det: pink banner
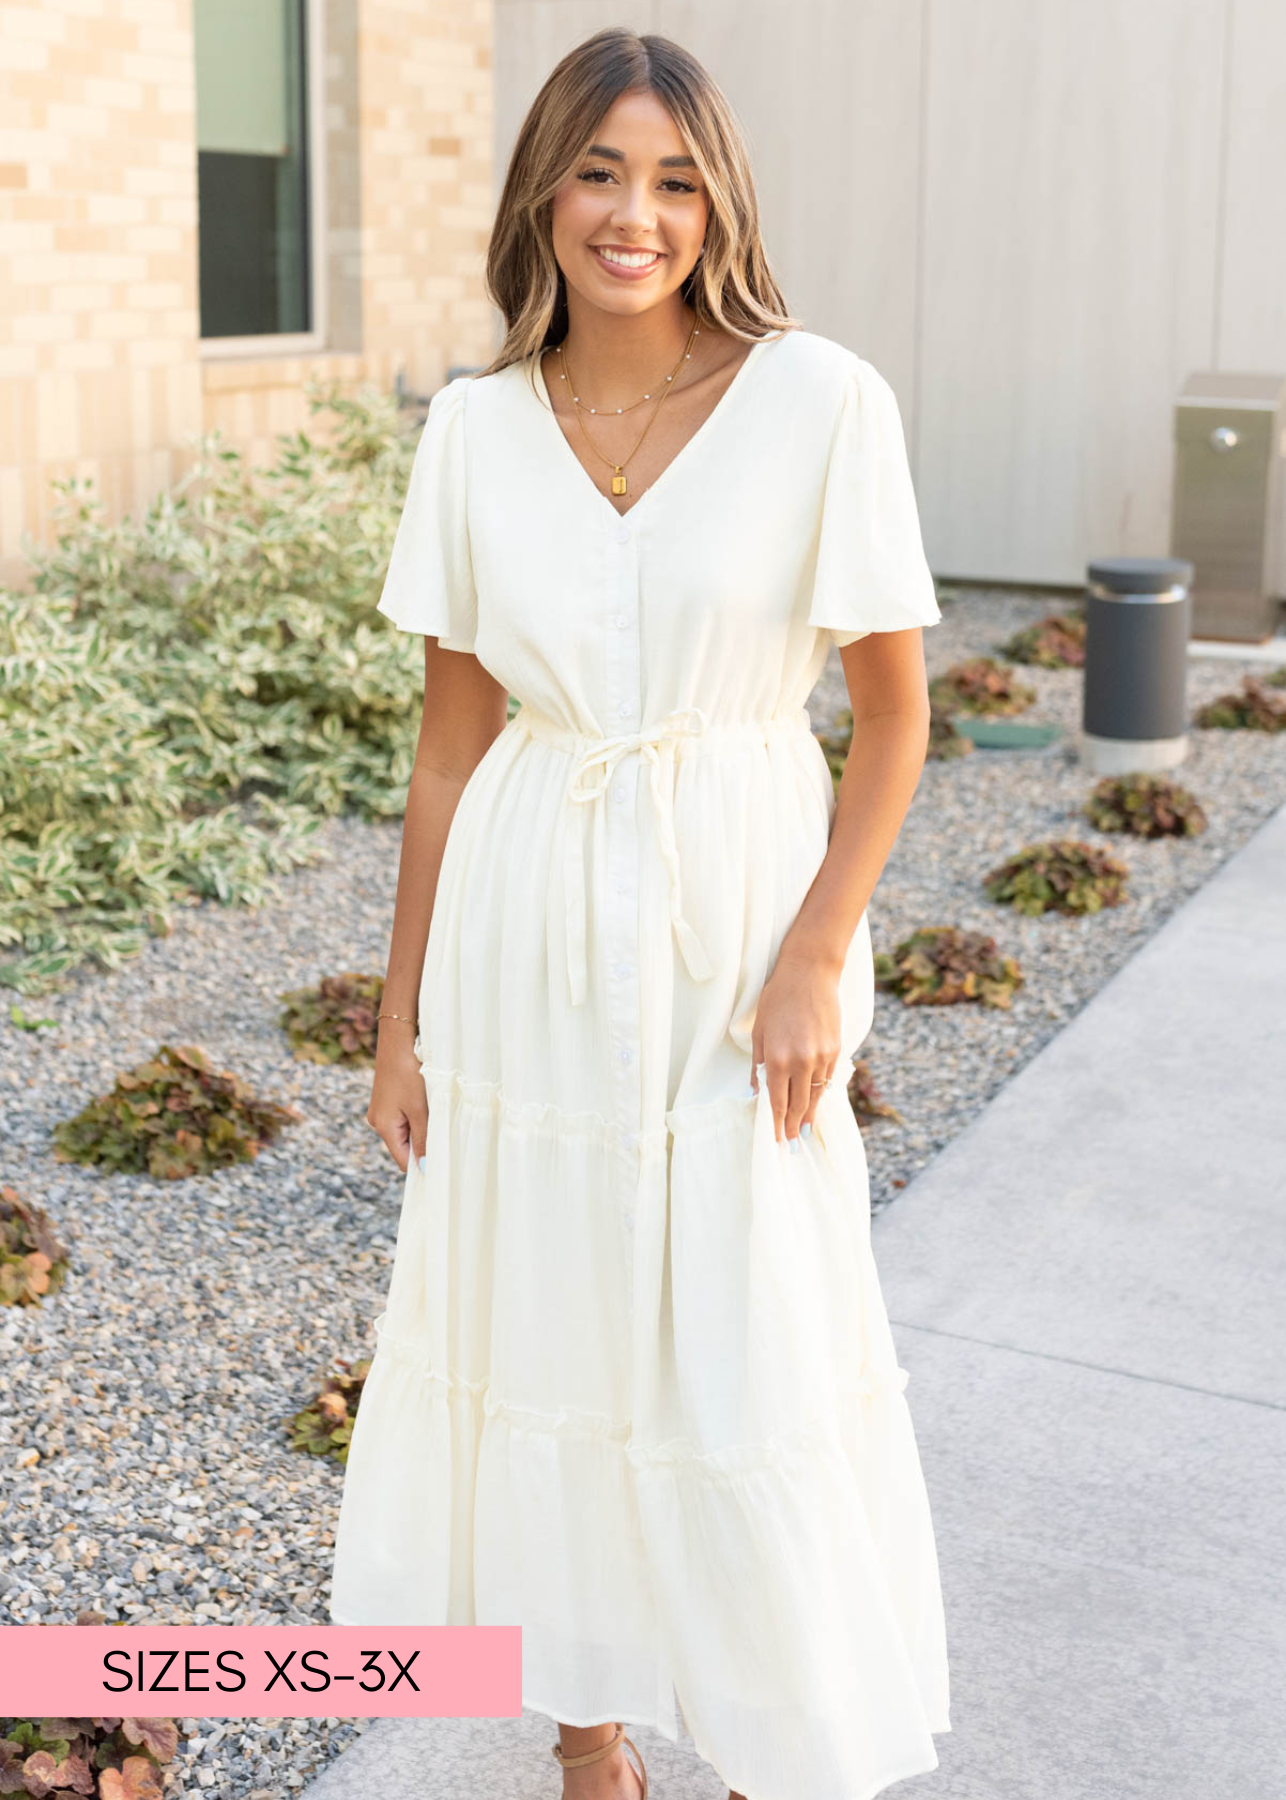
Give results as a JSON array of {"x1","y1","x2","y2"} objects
[{"x1": 0, "y1": 1625, "x2": 522, "y2": 1719}]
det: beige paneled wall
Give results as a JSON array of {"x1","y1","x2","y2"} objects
[
  {"x1": 1218, "y1": 0, "x2": 1286, "y2": 370},
  {"x1": 492, "y1": 0, "x2": 656, "y2": 156},
  {"x1": 652, "y1": 1, "x2": 925, "y2": 402},
  {"x1": 493, "y1": 0, "x2": 1286, "y2": 591},
  {"x1": 918, "y1": 0, "x2": 1227, "y2": 585},
  {"x1": 0, "y1": 0, "x2": 493, "y2": 588}
]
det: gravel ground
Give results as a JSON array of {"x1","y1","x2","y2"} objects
[
  {"x1": 817, "y1": 587, "x2": 1286, "y2": 1212},
  {"x1": 1, "y1": 587, "x2": 1283, "y2": 1795}
]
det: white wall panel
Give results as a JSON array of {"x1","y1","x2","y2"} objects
[
  {"x1": 652, "y1": 0, "x2": 926, "y2": 392},
  {"x1": 1217, "y1": 0, "x2": 1286, "y2": 370},
  {"x1": 919, "y1": 0, "x2": 1225, "y2": 584}
]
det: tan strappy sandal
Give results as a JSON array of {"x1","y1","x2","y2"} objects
[{"x1": 551, "y1": 1722, "x2": 648, "y2": 1797}]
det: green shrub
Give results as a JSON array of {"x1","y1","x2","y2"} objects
[
  {"x1": 983, "y1": 838, "x2": 1130, "y2": 916},
  {"x1": 52, "y1": 1043, "x2": 302, "y2": 1180},
  {"x1": 846, "y1": 1058, "x2": 903, "y2": 1128},
  {"x1": 280, "y1": 971, "x2": 384, "y2": 1065},
  {"x1": 1194, "y1": 674, "x2": 1286, "y2": 731},
  {"x1": 874, "y1": 925, "x2": 1025, "y2": 1009},
  {"x1": 0, "y1": 587, "x2": 327, "y2": 996},
  {"x1": 929, "y1": 656, "x2": 1037, "y2": 717},
  {"x1": 997, "y1": 612, "x2": 1086, "y2": 668},
  {"x1": 1265, "y1": 664, "x2": 1286, "y2": 688},
  {"x1": 0, "y1": 1185, "x2": 70, "y2": 1307},
  {"x1": 0, "y1": 1710, "x2": 178, "y2": 1799},
  {"x1": 1, "y1": 381, "x2": 444, "y2": 997},
  {"x1": 1084, "y1": 772, "x2": 1208, "y2": 838},
  {"x1": 288, "y1": 1354, "x2": 372, "y2": 1464}
]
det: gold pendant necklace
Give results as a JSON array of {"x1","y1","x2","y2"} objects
[{"x1": 556, "y1": 319, "x2": 700, "y2": 497}]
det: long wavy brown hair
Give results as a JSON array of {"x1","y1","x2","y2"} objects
[{"x1": 477, "y1": 27, "x2": 799, "y2": 386}]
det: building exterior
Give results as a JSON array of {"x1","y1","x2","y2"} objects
[
  {"x1": 1, "y1": 0, "x2": 493, "y2": 588},
  {"x1": 6, "y1": 0, "x2": 1286, "y2": 599}
]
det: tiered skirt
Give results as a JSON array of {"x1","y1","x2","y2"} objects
[{"x1": 329, "y1": 1043, "x2": 950, "y2": 1800}]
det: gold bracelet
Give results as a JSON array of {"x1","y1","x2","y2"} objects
[{"x1": 376, "y1": 1009, "x2": 417, "y2": 1025}]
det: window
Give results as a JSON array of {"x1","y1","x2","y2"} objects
[{"x1": 194, "y1": 0, "x2": 324, "y2": 348}]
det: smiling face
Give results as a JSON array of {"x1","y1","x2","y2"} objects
[{"x1": 550, "y1": 88, "x2": 711, "y2": 321}]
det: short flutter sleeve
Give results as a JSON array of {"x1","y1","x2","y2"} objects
[
  {"x1": 375, "y1": 374, "x2": 478, "y2": 652},
  {"x1": 807, "y1": 356, "x2": 941, "y2": 650}
]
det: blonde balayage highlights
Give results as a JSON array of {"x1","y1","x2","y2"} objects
[{"x1": 478, "y1": 27, "x2": 799, "y2": 384}]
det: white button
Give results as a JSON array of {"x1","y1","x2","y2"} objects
[
  {"x1": 617, "y1": 1045, "x2": 633, "y2": 1063},
  {"x1": 613, "y1": 786, "x2": 627, "y2": 804},
  {"x1": 616, "y1": 522, "x2": 631, "y2": 543},
  {"x1": 615, "y1": 613, "x2": 630, "y2": 629},
  {"x1": 614, "y1": 961, "x2": 634, "y2": 979},
  {"x1": 617, "y1": 700, "x2": 631, "y2": 719},
  {"x1": 615, "y1": 877, "x2": 629, "y2": 893}
]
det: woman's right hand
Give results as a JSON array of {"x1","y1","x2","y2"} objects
[{"x1": 366, "y1": 1034, "x2": 429, "y2": 1176}]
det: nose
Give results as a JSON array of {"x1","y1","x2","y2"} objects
[{"x1": 609, "y1": 179, "x2": 657, "y2": 236}]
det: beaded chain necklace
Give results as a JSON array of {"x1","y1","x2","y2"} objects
[{"x1": 554, "y1": 319, "x2": 701, "y2": 497}]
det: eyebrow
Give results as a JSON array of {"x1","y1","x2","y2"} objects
[{"x1": 584, "y1": 142, "x2": 698, "y2": 169}]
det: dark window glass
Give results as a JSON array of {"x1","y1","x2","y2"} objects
[{"x1": 195, "y1": 0, "x2": 312, "y2": 338}]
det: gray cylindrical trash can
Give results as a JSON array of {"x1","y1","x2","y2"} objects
[{"x1": 1081, "y1": 555, "x2": 1194, "y2": 774}]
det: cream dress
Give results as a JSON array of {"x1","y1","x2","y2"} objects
[{"x1": 328, "y1": 326, "x2": 951, "y2": 1800}]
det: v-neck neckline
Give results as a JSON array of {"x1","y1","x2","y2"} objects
[{"x1": 530, "y1": 328, "x2": 785, "y2": 527}]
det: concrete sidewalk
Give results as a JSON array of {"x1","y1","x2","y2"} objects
[
  {"x1": 304, "y1": 798, "x2": 1286, "y2": 1800},
  {"x1": 867, "y1": 793, "x2": 1286, "y2": 1800}
]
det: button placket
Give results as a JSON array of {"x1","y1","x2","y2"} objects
[{"x1": 605, "y1": 516, "x2": 643, "y2": 1279}]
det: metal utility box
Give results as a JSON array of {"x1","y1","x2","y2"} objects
[{"x1": 1170, "y1": 371, "x2": 1286, "y2": 641}]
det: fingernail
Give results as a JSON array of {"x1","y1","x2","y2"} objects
[
  {"x1": 418, "y1": 1155, "x2": 428, "y2": 1175},
  {"x1": 800, "y1": 1121, "x2": 812, "y2": 1139},
  {"x1": 788, "y1": 1137, "x2": 800, "y2": 1154},
  {"x1": 743, "y1": 1086, "x2": 757, "y2": 1101}
]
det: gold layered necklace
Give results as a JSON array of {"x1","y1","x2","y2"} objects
[{"x1": 554, "y1": 318, "x2": 700, "y2": 498}]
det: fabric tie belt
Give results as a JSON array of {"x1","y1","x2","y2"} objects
[
  {"x1": 514, "y1": 705, "x2": 813, "y2": 1008},
  {"x1": 516, "y1": 705, "x2": 712, "y2": 1006}
]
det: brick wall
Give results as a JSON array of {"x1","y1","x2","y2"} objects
[{"x1": 0, "y1": 0, "x2": 494, "y2": 588}]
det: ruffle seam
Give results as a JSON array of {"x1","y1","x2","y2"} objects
[
  {"x1": 366, "y1": 1312, "x2": 909, "y2": 1475},
  {"x1": 414, "y1": 1056, "x2": 835, "y2": 1154}
]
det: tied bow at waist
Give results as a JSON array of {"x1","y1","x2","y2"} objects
[{"x1": 515, "y1": 706, "x2": 716, "y2": 1007}]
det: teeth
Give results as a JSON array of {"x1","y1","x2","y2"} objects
[{"x1": 597, "y1": 247, "x2": 660, "y2": 268}]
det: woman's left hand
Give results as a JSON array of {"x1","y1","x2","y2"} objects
[{"x1": 750, "y1": 950, "x2": 844, "y2": 1145}]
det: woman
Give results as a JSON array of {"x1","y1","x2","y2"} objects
[{"x1": 330, "y1": 26, "x2": 950, "y2": 1800}]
